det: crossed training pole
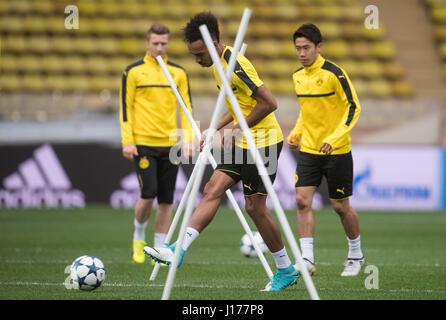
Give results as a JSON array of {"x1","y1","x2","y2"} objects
[
  {"x1": 154, "y1": 8, "x2": 319, "y2": 301},
  {"x1": 150, "y1": 43, "x2": 274, "y2": 282}
]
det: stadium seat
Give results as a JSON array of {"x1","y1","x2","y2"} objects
[
  {"x1": 323, "y1": 41, "x2": 349, "y2": 59},
  {"x1": 391, "y1": 80, "x2": 414, "y2": 97}
]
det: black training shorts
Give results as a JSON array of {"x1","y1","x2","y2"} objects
[
  {"x1": 295, "y1": 151, "x2": 353, "y2": 200},
  {"x1": 215, "y1": 142, "x2": 283, "y2": 196},
  {"x1": 133, "y1": 145, "x2": 179, "y2": 203}
]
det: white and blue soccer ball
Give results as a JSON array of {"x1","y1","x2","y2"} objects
[
  {"x1": 70, "y1": 255, "x2": 106, "y2": 291},
  {"x1": 240, "y1": 232, "x2": 268, "y2": 258}
]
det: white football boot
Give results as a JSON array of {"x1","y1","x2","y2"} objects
[
  {"x1": 341, "y1": 257, "x2": 365, "y2": 276},
  {"x1": 294, "y1": 258, "x2": 316, "y2": 276}
]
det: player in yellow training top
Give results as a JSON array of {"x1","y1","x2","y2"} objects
[
  {"x1": 287, "y1": 24, "x2": 364, "y2": 277},
  {"x1": 120, "y1": 23, "x2": 194, "y2": 264},
  {"x1": 144, "y1": 12, "x2": 299, "y2": 292}
]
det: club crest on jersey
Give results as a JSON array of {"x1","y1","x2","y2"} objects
[{"x1": 139, "y1": 157, "x2": 150, "y2": 169}]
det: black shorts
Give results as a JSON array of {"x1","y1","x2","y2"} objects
[
  {"x1": 215, "y1": 142, "x2": 283, "y2": 196},
  {"x1": 295, "y1": 151, "x2": 353, "y2": 200},
  {"x1": 133, "y1": 145, "x2": 179, "y2": 203}
]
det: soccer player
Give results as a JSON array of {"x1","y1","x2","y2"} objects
[
  {"x1": 145, "y1": 12, "x2": 299, "y2": 292},
  {"x1": 120, "y1": 23, "x2": 194, "y2": 264},
  {"x1": 287, "y1": 24, "x2": 364, "y2": 276}
]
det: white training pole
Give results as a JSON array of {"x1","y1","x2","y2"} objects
[
  {"x1": 155, "y1": 55, "x2": 273, "y2": 280},
  {"x1": 150, "y1": 36, "x2": 252, "y2": 284},
  {"x1": 200, "y1": 25, "x2": 320, "y2": 300},
  {"x1": 149, "y1": 152, "x2": 202, "y2": 280},
  {"x1": 161, "y1": 8, "x2": 252, "y2": 300}
]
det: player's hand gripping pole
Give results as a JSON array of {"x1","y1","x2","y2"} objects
[
  {"x1": 150, "y1": 50, "x2": 273, "y2": 281},
  {"x1": 200, "y1": 25, "x2": 320, "y2": 300},
  {"x1": 160, "y1": 8, "x2": 252, "y2": 300}
]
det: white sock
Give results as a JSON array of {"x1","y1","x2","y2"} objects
[
  {"x1": 133, "y1": 218, "x2": 148, "y2": 241},
  {"x1": 154, "y1": 233, "x2": 167, "y2": 247},
  {"x1": 271, "y1": 247, "x2": 293, "y2": 269},
  {"x1": 181, "y1": 227, "x2": 200, "y2": 251},
  {"x1": 300, "y1": 237, "x2": 314, "y2": 264},
  {"x1": 347, "y1": 235, "x2": 363, "y2": 259}
]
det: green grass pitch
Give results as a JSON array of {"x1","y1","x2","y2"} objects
[{"x1": 0, "y1": 205, "x2": 445, "y2": 300}]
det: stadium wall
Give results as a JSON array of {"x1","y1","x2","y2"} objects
[{"x1": 0, "y1": 143, "x2": 443, "y2": 211}]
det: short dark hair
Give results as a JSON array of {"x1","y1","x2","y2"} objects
[
  {"x1": 147, "y1": 23, "x2": 170, "y2": 40},
  {"x1": 184, "y1": 11, "x2": 220, "y2": 43},
  {"x1": 293, "y1": 23, "x2": 322, "y2": 45}
]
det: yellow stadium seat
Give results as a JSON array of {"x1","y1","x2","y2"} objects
[
  {"x1": 320, "y1": 5, "x2": 343, "y2": 20},
  {"x1": 359, "y1": 60, "x2": 384, "y2": 78},
  {"x1": 51, "y1": 36, "x2": 76, "y2": 53},
  {"x1": 338, "y1": 60, "x2": 361, "y2": 78},
  {"x1": 0, "y1": 16, "x2": 23, "y2": 33},
  {"x1": 28, "y1": 36, "x2": 52, "y2": 54},
  {"x1": 372, "y1": 41, "x2": 396, "y2": 60},
  {"x1": 0, "y1": 55, "x2": 19, "y2": 73},
  {"x1": 23, "y1": 16, "x2": 48, "y2": 33},
  {"x1": 350, "y1": 78, "x2": 367, "y2": 97},
  {"x1": 341, "y1": 22, "x2": 364, "y2": 40},
  {"x1": 317, "y1": 22, "x2": 341, "y2": 40},
  {"x1": 41, "y1": 55, "x2": 64, "y2": 73},
  {"x1": 23, "y1": 74, "x2": 45, "y2": 92},
  {"x1": 383, "y1": 62, "x2": 404, "y2": 80},
  {"x1": 298, "y1": 5, "x2": 323, "y2": 20},
  {"x1": 74, "y1": 37, "x2": 99, "y2": 54},
  {"x1": 19, "y1": 55, "x2": 42, "y2": 73},
  {"x1": 350, "y1": 41, "x2": 371, "y2": 59},
  {"x1": 341, "y1": 5, "x2": 364, "y2": 22},
  {"x1": 119, "y1": 38, "x2": 145, "y2": 56},
  {"x1": 62, "y1": 56, "x2": 86, "y2": 74},
  {"x1": 0, "y1": 73, "x2": 21, "y2": 91},
  {"x1": 391, "y1": 80, "x2": 414, "y2": 97},
  {"x1": 76, "y1": 0, "x2": 98, "y2": 15},
  {"x1": 96, "y1": 37, "x2": 120, "y2": 55},
  {"x1": 368, "y1": 79, "x2": 392, "y2": 98},
  {"x1": 432, "y1": 6, "x2": 446, "y2": 22},
  {"x1": 274, "y1": 4, "x2": 299, "y2": 20},
  {"x1": 323, "y1": 41, "x2": 349, "y2": 59},
  {"x1": 86, "y1": 56, "x2": 109, "y2": 74},
  {"x1": 433, "y1": 25, "x2": 446, "y2": 40}
]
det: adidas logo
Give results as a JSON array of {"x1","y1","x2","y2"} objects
[{"x1": 0, "y1": 144, "x2": 85, "y2": 208}]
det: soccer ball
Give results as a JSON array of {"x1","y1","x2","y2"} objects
[
  {"x1": 70, "y1": 255, "x2": 106, "y2": 291},
  {"x1": 240, "y1": 232, "x2": 268, "y2": 258}
]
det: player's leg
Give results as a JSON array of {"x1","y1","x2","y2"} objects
[
  {"x1": 132, "y1": 146, "x2": 158, "y2": 263},
  {"x1": 244, "y1": 194, "x2": 299, "y2": 292},
  {"x1": 154, "y1": 146, "x2": 180, "y2": 248},
  {"x1": 144, "y1": 170, "x2": 236, "y2": 266},
  {"x1": 295, "y1": 187, "x2": 317, "y2": 275},
  {"x1": 326, "y1": 152, "x2": 364, "y2": 276},
  {"x1": 294, "y1": 151, "x2": 323, "y2": 274}
]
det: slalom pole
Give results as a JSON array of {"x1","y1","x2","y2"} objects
[
  {"x1": 200, "y1": 24, "x2": 320, "y2": 300},
  {"x1": 161, "y1": 8, "x2": 252, "y2": 300},
  {"x1": 155, "y1": 55, "x2": 273, "y2": 280}
]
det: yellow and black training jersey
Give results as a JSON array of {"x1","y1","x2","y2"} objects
[
  {"x1": 288, "y1": 55, "x2": 361, "y2": 155},
  {"x1": 120, "y1": 52, "x2": 194, "y2": 148},
  {"x1": 213, "y1": 46, "x2": 283, "y2": 149}
]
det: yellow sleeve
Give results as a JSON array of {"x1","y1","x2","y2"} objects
[
  {"x1": 120, "y1": 69, "x2": 136, "y2": 147},
  {"x1": 287, "y1": 110, "x2": 303, "y2": 142},
  {"x1": 324, "y1": 73, "x2": 361, "y2": 147},
  {"x1": 177, "y1": 70, "x2": 195, "y2": 143}
]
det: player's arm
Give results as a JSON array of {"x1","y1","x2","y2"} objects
[
  {"x1": 287, "y1": 111, "x2": 303, "y2": 149},
  {"x1": 321, "y1": 73, "x2": 361, "y2": 154},
  {"x1": 120, "y1": 69, "x2": 138, "y2": 160},
  {"x1": 232, "y1": 84, "x2": 277, "y2": 130}
]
